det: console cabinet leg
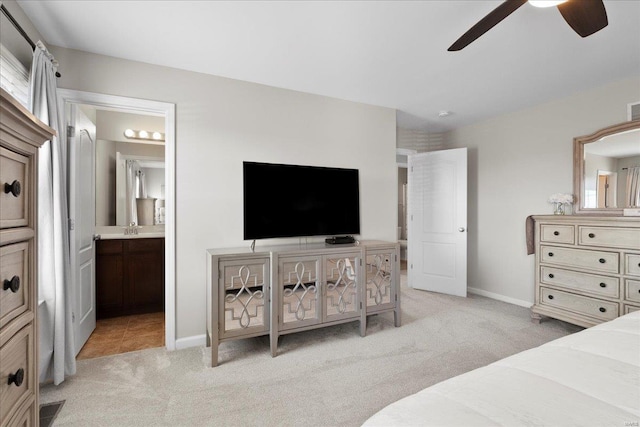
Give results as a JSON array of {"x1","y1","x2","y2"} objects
[
  {"x1": 270, "y1": 334, "x2": 278, "y2": 357},
  {"x1": 394, "y1": 307, "x2": 401, "y2": 327},
  {"x1": 211, "y1": 342, "x2": 219, "y2": 367},
  {"x1": 359, "y1": 316, "x2": 366, "y2": 337}
]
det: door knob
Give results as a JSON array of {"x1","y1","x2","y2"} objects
[{"x1": 458, "y1": 227, "x2": 466, "y2": 232}]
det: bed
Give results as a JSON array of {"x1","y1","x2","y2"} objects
[{"x1": 363, "y1": 311, "x2": 640, "y2": 426}]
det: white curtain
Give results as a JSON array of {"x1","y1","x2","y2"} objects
[
  {"x1": 626, "y1": 167, "x2": 640, "y2": 207},
  {"x1": 126, "y1": 160, "x2": 139, "y2": 225},
  {"x1": 30, "y1": 41, "x2": 76, "y2": 384}
]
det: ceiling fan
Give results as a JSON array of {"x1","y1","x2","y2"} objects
[{"x1": 448, "y1": 0, "x2": 608, "y2": 51}]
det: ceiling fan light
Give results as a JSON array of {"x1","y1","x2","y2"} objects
[{"x1": 529, "y1": 0, "x2": 567, "y2": 8}]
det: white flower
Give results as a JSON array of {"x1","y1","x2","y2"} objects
[{"x1": 548, "y1": 193, "x2": 574, "y2": 204}]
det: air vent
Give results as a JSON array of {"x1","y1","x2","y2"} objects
[{"x1": 629, "y1": 102, "x2": 640, "y2": 121}]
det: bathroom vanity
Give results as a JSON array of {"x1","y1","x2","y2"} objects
[{"x1": 95, "y1": 237, "x2": 165, "y2": 318}]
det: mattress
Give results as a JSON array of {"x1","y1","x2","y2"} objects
[{"x1": 363, "y1": 311, "x2": 640, "y2": 427}]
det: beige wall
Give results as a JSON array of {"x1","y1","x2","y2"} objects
[
  {"x1": 1, "y1": 0, "x2": 45, "y2": 68},
  {"x1": 50, "y1": 46, "x2": 397, "y2": 340},
  {"x1": 446, "y1": 76, "x2": 640, "y2": 306}
]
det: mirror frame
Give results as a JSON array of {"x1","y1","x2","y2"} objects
[{"x1": 574, "y1": 120, "x2": 640, "y2": 215}]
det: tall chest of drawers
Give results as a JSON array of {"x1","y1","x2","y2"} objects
[
  {"x1": 1, "y1": 89, "x2": 53, "y2": 427},
  {"x1": 531, "y1": 215, "x2": 640, "y2": 328}
]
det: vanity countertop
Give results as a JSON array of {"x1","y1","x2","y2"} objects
[
  {"x1": 95, "y1": 225, "x2": 165, "y2": 240},
  {"x1": 99, "y1": 232, "x2": 165, "y2": 240}
]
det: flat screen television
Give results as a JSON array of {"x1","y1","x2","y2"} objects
[{"x1": 243, "y1": 161, "x2": 360, "y2": 240}]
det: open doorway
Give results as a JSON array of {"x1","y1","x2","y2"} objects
[
  {"x1": 396, "y1": 148, "x2": 416, "y2": 271},
  {"x1": 78, "y1": 105, "x2": 166, "y2": 359},
  {"x1": 57, "y1": 89, "x2": 176, "y2": 359}
]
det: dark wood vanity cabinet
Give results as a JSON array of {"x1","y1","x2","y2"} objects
[{"x1": 96, "y1": 238, "x2": 164, "y2": 318}]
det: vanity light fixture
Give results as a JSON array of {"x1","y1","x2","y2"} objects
[
  {"x1": 123, "y1": 128, "x2": 165, "y2": 142},
  {"x1": 528, "y1": 0, "x2": 567, "y2": 8}
]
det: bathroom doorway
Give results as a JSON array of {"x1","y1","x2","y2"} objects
[{"x1": 58, "y1": 89, "x2": 176, "y2": 359}]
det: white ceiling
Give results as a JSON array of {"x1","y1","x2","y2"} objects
[{"x1": 17, "y1": 0, "x2": 640, "y2": 132}]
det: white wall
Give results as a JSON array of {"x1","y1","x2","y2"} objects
[
  {"x1": 445, "y1": 76, "x2": 640, "y2": 306},
  {"x1": 50, "y1": 46, "x2": 397, "y2": 340}
]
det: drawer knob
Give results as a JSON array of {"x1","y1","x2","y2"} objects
[
  {"x1": 4, "y1": 180, "x2": 21, "y2": 197},
  {"x1": 599, "y1": 282, "x2": 606, "y2": 288},
  {"x1": 599, "y1": 258, "x2": 606, "y2": 264},
  {"x1": 548, "y1": 252, "x2": 554, "y2": 257},
  {"x1": 548, "y1": 273, "x2": 554, "y2": 279},
  {"x1": 599, "y1": 307, "x2": 606, "y2": 313},
  {"x1": 3, "y1": 276, "x2": 20, "y2": 293},
  {"x1": 8, "y1": 368, "x2": 24, "y2": 387},
  {"x1": 553, "y1": 231, "x2": 559, "y2": 236},
  {"x1": 588, "y1": 233, "x2": 595, "y2": 238},
  {"x1": 548, "y1": 295, "x2": 554, "y2": 300}
]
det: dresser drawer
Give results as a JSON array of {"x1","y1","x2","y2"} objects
[
  {"x1": 624, "y1": 305, "x2": 640, "y2": 314},
  {"x1": 540, "y1": 266, "x2": 618, "y2": 298},
  {"x1": 540, "y1": 225, "x2": 574, "y2": 244},
  {"x1": 579, "y1": 226, "x2": 640, "y2": 250},
  {"x1": 0, "y1": 325, "x2": 35, "y2": 424},
  {"x1": 625, "y1": 279, "x2": 640, "y2": 304},
  {"x1": 5, "y1": 395, "x2": 35, "y2": 427},
  {"x1": 0, "y1": 242, "x2": 30, "y2": 330},
  {"x1": 540, "y1": 245, "x2": 619, "y2": 273},
  {"x1": 540, "y1": 287, "x2": 618, "y2": 321},
  {"x1": 626, "y1": 254, "x2": 640, "y2": 277},
  {"x1": 0, "y1": 147, "x2": 30, "y2": 229}
]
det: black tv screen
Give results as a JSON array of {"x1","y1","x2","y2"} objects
[{"x1": 243, "y1": 161, "x2": 360, "y2": 240}]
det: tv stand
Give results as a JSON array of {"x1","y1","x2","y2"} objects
[{"x1": 206, "y1": 240, "x2": 400, "y2": 366}]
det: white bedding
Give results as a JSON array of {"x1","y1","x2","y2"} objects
[{"x1": 363, "y1": 311, "x2": 640, "y2": 427}]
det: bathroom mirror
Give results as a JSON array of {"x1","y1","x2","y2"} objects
[
  {"x1": 114, "y1": 154, "x2": 165, "y2": 226},
  {"x1": 574, "y1": 120, "x2": 640, "y2": 215},
  {"x1": 90, "y1": 107, "x2": 166, "y2": 227}
]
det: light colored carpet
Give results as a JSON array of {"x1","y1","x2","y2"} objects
[{"x1": 41, "y1": 274, "x2": 581, "y2": 426}]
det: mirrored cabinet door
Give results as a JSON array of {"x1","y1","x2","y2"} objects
[
  {"x1": 365, "y1": 250, "x2": 395, "y2": 310},
  {"x1": 324, "y1": 253, "x2": 360, "y2": 322},
  {"x1": 279, "y1": 256, "x2": 321, "y2": 330},
  {"x1": 219, "y1": 258, "x2": 269, "y2": 339}
]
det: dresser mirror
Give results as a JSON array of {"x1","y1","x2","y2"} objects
[{"x1": 574, "y1": 120, "x2": 640, "y2": 215}]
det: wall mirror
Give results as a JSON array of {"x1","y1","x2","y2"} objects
[{"x1": 574, "y1": 120, "x2": 640, "y2": 215}]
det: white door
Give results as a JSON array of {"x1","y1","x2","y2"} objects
[
  {"x1": 408, "y1": 148, "x2": 467, "y2": 297},
  {"x1": 68, "y1": 105, "x2": 97, "y2": 354}
]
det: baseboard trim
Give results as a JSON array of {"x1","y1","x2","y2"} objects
[
  {"x1": 175, "y1": 334, "x2": 207, "y2": 350},
  {"x1": 468, "y1": 287, "x2": 531, "y2": 308}
]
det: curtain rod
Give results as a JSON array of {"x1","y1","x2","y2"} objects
[
  {"x1": 1, "y1": 4, "x2": 61, "y2": 78},
  {"x1": 1, "y1": 5, "x2": 36, "y2": 50}
]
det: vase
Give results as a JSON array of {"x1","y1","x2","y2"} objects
[{"x1": 554, "y1": 202, "x2": 565, "y2": 215}]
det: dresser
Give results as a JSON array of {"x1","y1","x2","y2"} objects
[
  {"x1": 531, "y1": 215, "x2": 640, "y2": 328},
  {"x1": 1, "y1": 88, "x2": 53, "y2": 427}
]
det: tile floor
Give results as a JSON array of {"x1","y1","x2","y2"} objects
[{"x1": 77, "y1": 312, "x2": 165, "y2": 360}]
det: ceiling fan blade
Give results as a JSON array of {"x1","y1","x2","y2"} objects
[
  {"x1": 557, "y1": 0, "x2": 608, "y2": 38},
  {"x1": 448, "y1": 0, "x2": 528, "y2": 51}
]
